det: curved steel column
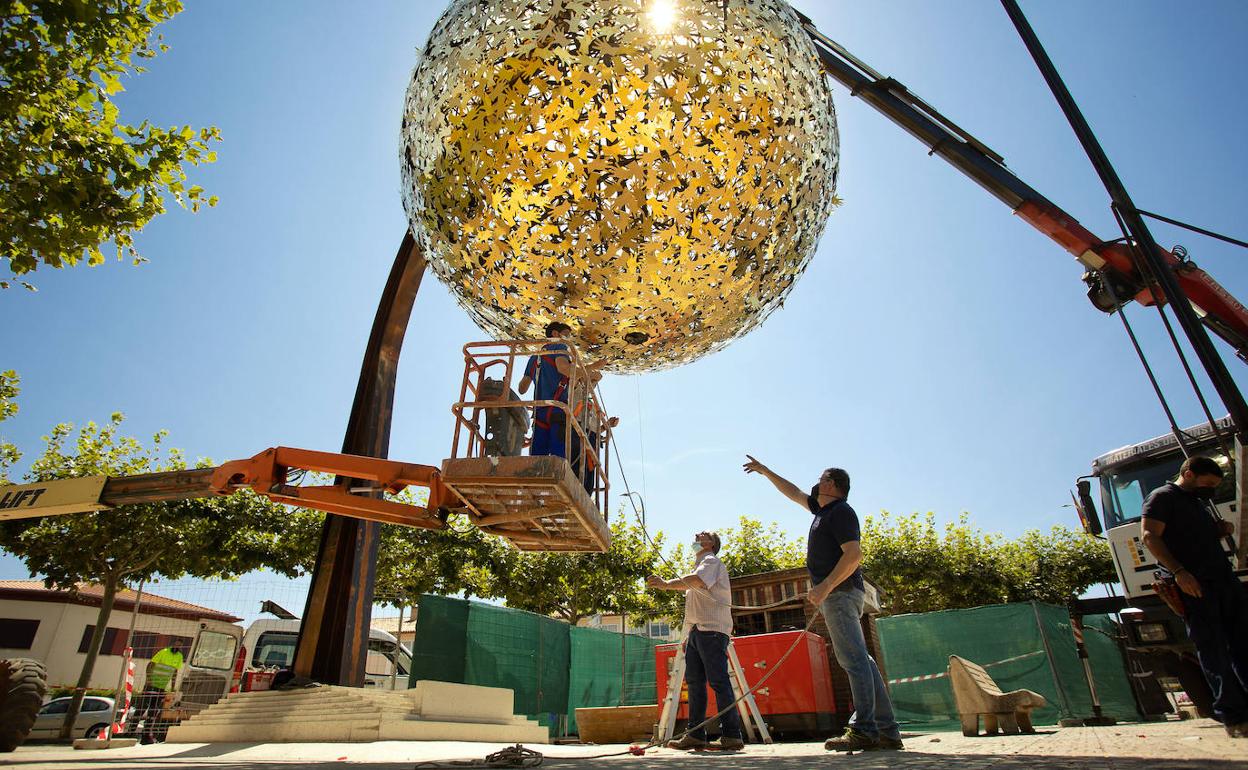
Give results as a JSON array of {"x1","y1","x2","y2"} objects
[{"x1": 293, "y1": 232, "x2": 427, "y2": 685}]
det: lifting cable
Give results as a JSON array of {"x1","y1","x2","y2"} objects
[{"x1": 1105, "y1": 202, "x2": 1234, "y2": 464}]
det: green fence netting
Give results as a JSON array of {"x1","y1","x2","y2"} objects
[
  {"x1": 876, "y1": 602, "x2": 1139, "y2": 731},
  {"x1": 566, "y1": 626, "x2": 662, "y2": 734},
  {"x1": 410, "y1": 595, "x2": 569, "y2": 731},
  {"x1": 410, "y1": 595, "x2": 662, "y2": 736}
]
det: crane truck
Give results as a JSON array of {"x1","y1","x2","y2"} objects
[{"x1": 1072, "y1": 419, "x2": 1247, "y2": 718}]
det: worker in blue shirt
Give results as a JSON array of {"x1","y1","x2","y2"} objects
[{"x1": 519, "y1": 322, "x2": 574, "y2": 457}]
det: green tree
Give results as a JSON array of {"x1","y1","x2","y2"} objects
[
  {"x1": 1005, "y1": 526, "x2": 1118, "y2": 606},
  {"x1": 718, "y1": 515, "x2": 806, "y2": 577},
  {"x1": 0, "y1": 370, "x2": 19, "y2": 481},
  {"x1": 268, "y1": 485, "x2": 506, "y2": 610},
  {"x1": 1, "y1": 0, "x2": 220, "y2": 288},
  {"x1": 486, "y1": 520, "x2": 666, "y2": 625},
  {"x1": 860, "y1": 511, "x2": 1114, "y2": 615},
  {"x1": 0, "y1": 413, "x2": 307, "y2": 737},
  {"x1": 374, "y1": 516, "x2": 507, "y2": 608}
]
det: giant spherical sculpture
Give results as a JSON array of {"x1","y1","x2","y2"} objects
[{"x1": 401, "y1": 0, "x2": 839, "y2": 371}]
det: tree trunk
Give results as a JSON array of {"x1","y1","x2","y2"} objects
[{"x1": 59, "y1": 576, "x2": 119, "y2": 740}]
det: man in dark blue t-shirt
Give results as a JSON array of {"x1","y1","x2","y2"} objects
[
  {"x1": 1141, "y1": 455, "x2": 1246, "y2": 737},
  {"x1": 744, "y1": 455, "x2": 901, "y2": 752},
  {"x1": 519, "y1": 322, "x2": 573, "y2": 457}
]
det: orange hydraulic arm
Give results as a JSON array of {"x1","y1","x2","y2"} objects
[
  {"x1": 0, "y1": 446, "x2": 457, "y2": 528},
  {"x1": 800, "y1": 18, "x2": 1248, "y2": 361},
  {"x1": 210, "y1": 447, "x2": 455, "y2": 528}
]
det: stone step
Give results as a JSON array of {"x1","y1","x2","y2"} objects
[
  {"x1": 165, "y1": 681, "x2": 545, "y2": 745},
  {"x1": 168, "y1": 716, "x2": 547, "y2": 744},
  {"x1": 167, "y1": 719, "x2": 381, "y2": 744},
  {"x1": 379, "y1": 718, "x2": 549, "y2": 744},
  {"x1": 214, "y1": 689, "x2": 368, "y2": 707},
  {"x1": 224, "y1": 687, "x2": 377, "y2": 701},
  {"x1": 199, "y1": 698, "x2": 396, "y2": 713},
  {"x1": 409, "y1": 680, "x2": 516, "y2": 723},
  {"x1": 186, "y1": 708, "x2": 409, "y2": 725}
]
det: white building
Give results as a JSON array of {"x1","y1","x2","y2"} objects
[
  {"x1": 578, "y1": 613, "x2": 680, "y2": 642},
  {"x1": 0, "y1": 580, "x2": 241, "y2": 692}
]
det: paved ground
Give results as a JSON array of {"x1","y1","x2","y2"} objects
[{"x1": 3, "y1": 719, "x2": 1244, "y2": 769}]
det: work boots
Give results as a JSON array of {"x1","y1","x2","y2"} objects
[
  {"x1": 824, "y1": 728, "x2": 880, "y2": 752},
  {"x1": 666, "y1": 734, "x2": 708, "y2": 750}
]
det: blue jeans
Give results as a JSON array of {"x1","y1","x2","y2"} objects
[
  {"x1": 530, "y1": 421, "x2": 566, "y2": 458},
  {"x1": 684, "y1": 627, "x2": 742, "y2": 740},
  {"x1": 820, "y1": 588, "x2": 899, "y2": 739},
  {"x1": 1182, "y1": 574, "x2": 1248, "y2": 724}
]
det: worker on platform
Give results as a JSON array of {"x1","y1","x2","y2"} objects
[
  {"x1": 646, "y1": 531, "x2": 745, "y2": 752},
  {"x1": 136, "y1": 641, "x2": 185, "y2": 743},
  {"x1": 1141, "y1": 455, "x2": 1247, "y2": 738},
  {"x1": 568, "y1": 377, "x2": 619, "y2": 494},
  {"x1": 519, "y1": 321, "x2": 606, "y2": 461},
  {"x1": 519, "y1": 321, "x2": 573, "y2": 458},
  {"x1": 743, "y1": 457, "x2": 903, "y2": 752}
]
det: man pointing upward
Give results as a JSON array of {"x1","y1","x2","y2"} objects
[{"x1": 743, "y1": 455, "x2": 902, "y2": 752}]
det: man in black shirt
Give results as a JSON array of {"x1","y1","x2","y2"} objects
[
  {"x1": 1141, "y1": 455, "x2": 1247, "y2": 737},
  {"x1": 744, "y1": 456, "x2": 901, "y2": 752}
]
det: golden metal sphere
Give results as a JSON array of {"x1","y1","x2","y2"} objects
[{"x1": 401, "y1": 0, "x2": 839, "y2": 371}]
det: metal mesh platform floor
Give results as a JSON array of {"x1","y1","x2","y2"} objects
[{"x1": 440, "y1": 455, "x2": 611, "y2": 552}]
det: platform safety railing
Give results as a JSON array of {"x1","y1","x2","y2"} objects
[{"x1": 450, "y1": 339, "x2": 612, "y2": 521}]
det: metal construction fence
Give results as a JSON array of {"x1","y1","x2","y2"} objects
[
  {"x1": 876, "y1": 602, "x2": 1140, "y2": 731},
  {"x1": 409, "y1": 594, "x2": 662, "y2": 736}
]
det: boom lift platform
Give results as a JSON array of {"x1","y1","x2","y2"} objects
[
  {"x1": 442, "y1": 340, "x2": 613, "y2": 552},
  {"x1": 0, "y1": 339, "x2": 613, "y2": 554}
]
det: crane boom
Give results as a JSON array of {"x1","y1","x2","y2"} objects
[{"x1": 799, "y1": 18, "x2": 1248, "y2": 362}]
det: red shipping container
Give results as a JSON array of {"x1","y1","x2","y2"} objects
[{"x1": 655, "y1": 630, "x2": 838, "y2": 737}]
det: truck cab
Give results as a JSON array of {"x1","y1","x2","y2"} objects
[
  {"x1": 1079, "y1": 416, "x2": 1246, "y2": 715},
  {"x1": 1090, "y1": 416, "x2": 1240, "y2": 607}
]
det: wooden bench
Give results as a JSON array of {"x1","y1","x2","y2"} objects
[{"x1": 948, "y1": 654, "x2": 1046, "y2": 736}]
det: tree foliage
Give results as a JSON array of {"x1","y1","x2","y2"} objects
[
  {"x1": 374, "y1": 516, "x2": 506, "y2": 607},
  {"x1": 486, "y1": 520, "x2": 667, "y2": 625},
  {"x1": 0, "y1": 369, "x2": 18, "y2": 482},
  {"x1": 718, "y1": 515, "x2": 806, "y2": 577},
  {"x1": 0, "y1": 413, "x2": 307, "y2": 736},
  {"x1": 860, "y1": 511, "x2": 1115, "y2": 615},
  {"x1": 260, "y1": 486, "x2": 506, "y2": 609},
  {"x1": 1, "y1": 413, "x2": 309, "y2": 585},
  {"x1": 1, "y1": 0, "x2": 220, "y2": 288}
]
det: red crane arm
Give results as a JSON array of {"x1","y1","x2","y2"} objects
[{"x1": 800, "y1": 18, "x2": 1248, "y2": 360}]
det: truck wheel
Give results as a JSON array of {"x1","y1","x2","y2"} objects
[
  {"x1": 0, "y1": 658, "x2": 49, "y2": 752},
  {"x1": 1176, "y1": 654, "x2": 1215, "y2": 719}
]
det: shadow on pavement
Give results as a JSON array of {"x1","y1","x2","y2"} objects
[{"x1": 3, "y1": 753, "x2": 1246, "y2": 770}]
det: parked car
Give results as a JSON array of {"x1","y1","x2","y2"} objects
[{"x1": 27, "y1": 696, "x2": 115, "y2": 740}]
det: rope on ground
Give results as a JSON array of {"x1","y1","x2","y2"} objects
[{"x1": 414, "y1": 743, "x2": 543, "y2": 769}]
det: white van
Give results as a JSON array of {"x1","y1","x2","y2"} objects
[
  {"x1": 128, "y1": 618, "x2": 412, "y2": 737},
  {"x1": 242, "y1": 620, "x2": 412, "y2": 690}
]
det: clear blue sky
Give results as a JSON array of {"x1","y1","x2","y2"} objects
[{"x1": 3, "y1": 0, "x2": 1248, "y2": 587}]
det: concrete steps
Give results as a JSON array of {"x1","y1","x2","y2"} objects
[{"x1": 166, "y1": 680, "x2": 548, "y2": 744}]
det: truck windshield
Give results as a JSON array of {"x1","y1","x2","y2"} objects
[
  {"x1": 1100, "y1": 457, "x2": 1184, "y2": 528},
  {"x1": 1100, "y1": 453, "x2": 1233, "y2": 528}
]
